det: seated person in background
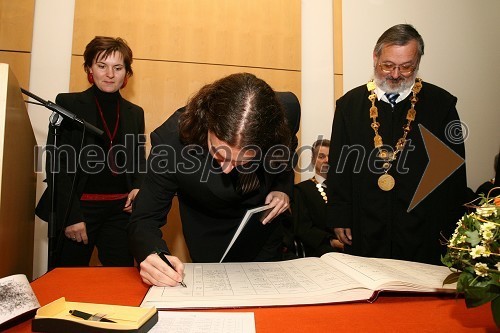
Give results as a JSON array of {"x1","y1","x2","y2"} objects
[
  {"x1": 292, "y1": 139, "x2": 343, "y2": 257},
  {"x1": 476, "y1": 152, "x2": 499, "y2": 197},
  {"x1": 128, "y1": 73, "x2": 300, "y2": 287}
]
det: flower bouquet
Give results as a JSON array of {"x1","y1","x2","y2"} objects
[{"x1": 441, "y1": 189, "x2": 500, "y2": 327}]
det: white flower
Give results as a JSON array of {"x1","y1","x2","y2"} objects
[
  {"x1": 449, "y1": 232, "x2": 461, "y2": 246},
  {"x1": 474, "y1": 263, "x2": 489, "y2": 277},
  {"x1": 476, "y1": 205, "x2": 497, "y2": 218},
  {"x1": 449, "y1": 233, "x2": 458, "y2": 245},
  {"x1": 470, "y1": 245, "x2": 487, "y2": 259},
  {"x1": 496, "y1": 262, "x2": 500, "y2": 271},
  {"x1": 482, "y1": 229, "x2": 494, "y2": 241},
  {"x1": 480, "y1": 222, "x2": 496, "y2": 232}
]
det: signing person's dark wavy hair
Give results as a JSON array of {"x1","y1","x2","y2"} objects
[{"x1": 179, "y1": 73, "x2": 292, "y2": 153}]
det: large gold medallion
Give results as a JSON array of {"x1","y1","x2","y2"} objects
[{"x1": 378, "y1": 173, "x2": 395, "y2": 191}]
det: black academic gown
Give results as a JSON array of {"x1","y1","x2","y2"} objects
[
  {"x1": 326, "y1": 81, "x2": 467, "y2": 265},
  {"x1": 128, "y1": 92, "x2": 301, "y2": 263},
  {"x1": 293, "y1": 179, "x2": 335, "y2": 257}
]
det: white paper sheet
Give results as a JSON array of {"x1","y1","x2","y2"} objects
[
  {"x1": 149, "y1": 311, "x2": 255, "y2": 333},
  {"x1": 219, "y1": 204, "x2": 272, "y2": 262}
]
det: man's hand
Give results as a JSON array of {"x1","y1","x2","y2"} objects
[
  {"x1": 262, "y1": 191, "x2": 289, "y2": 224},
  {"x1": 334, "y1": 227, "x2": 352, "y2": 246},
  {"x1": 139, "y1": 253, "x2": 185, "y2": 287}
]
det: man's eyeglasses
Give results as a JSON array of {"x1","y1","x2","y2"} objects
[{"x1": 378, "y1": 62, "x2": 416, "y2": 75}]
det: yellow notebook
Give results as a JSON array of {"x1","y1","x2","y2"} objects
[{"x1": 32, "y1": 297, "x2": 158, "y2": 333}]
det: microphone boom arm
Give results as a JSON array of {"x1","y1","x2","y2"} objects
[{"x1": 21, "y1": 88, "x2": 103, "y2": 136}]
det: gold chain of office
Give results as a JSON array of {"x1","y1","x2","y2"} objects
[
  {"x1": 366, "y1": 78, "x2": 422, "y2": 191},
  {"x1": 311, "y1": 177, "x2": 327, "y2": 203}
]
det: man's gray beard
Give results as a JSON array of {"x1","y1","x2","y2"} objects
[{"x1": 374, "y1": 70, "x2": 418, "y2": 94}]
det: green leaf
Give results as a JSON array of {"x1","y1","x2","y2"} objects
[
  {"x1": 492, "y1": 296, "x2": 500, "y2": 328},
  {"x1": 443, "y1": 272, "x2": 460, "y2": 286},
  {"x1": 463, "y1": 266, "x2": 475, "y2": 276},
  {"x1": 471, "y1": 277, "x2": 498, "y2": 289},
  {"x1": 465, "y1": 230, "x2": 481, "y2": 246},
  {"x1": 490, "y1": 273, "x2": 500, "y2": 287},
  {"x1": 457, "y1": 272, "x2": 474, "y2": 293},
  {"x1": 464, "y1": 285, "x2": 499, "y2": 308},
  {"x1": 441, "y1": 255, "x2": 453, "y2": 268}
]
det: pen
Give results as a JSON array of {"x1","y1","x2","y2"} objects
[
  {"x1": 155, "y1": 249, "x2": 187, "y2": 287},
  {"x1": 69, "y1": 310, "x2": 116, "y2": 323}
]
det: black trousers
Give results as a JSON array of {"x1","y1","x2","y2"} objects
[{"x1": 57, "y1": 199, "x2": 134, "y2": 267}]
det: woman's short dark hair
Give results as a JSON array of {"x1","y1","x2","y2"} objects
[
  {"x1": 83, "y1": 36, "x2": 134, "y2": 77},
  {"x1": 179, "y1": 73, "x2": 291, "y2": 152}
]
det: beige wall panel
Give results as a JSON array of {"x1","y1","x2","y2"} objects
[
  {"x1": 334, "y1": 74, "x2": 343, "y2": 103},
  {"x1": 72, "y1": 0, "x2": 300, "y2": 70},
  {"x1": 333, "y1": 0, "x2": 342, "y2": 75},
  {"x1": 0, "y1": 0, "x2": 35, "y2": 52},
  {"x1": 333, "y1": 0, "x2": 343, "y2": 102},
  {"x1": 0, "y1": 52, "x2": 31, "y2": 90}
]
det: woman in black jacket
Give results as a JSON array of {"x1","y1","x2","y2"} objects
[{"x1": 37, "y1": 36, "x2": 146, "y2": 267}]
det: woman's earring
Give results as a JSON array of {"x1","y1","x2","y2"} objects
[{"x1": 87, "y1": 72, "x2": 94, "y2": 84}]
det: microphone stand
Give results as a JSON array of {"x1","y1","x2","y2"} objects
[
  {"x1": 46, "y1": 112, "x2": 62, "y2": 271},
  {"x1": 21, "y1": 88, "x2": 103, "y2": 270}
]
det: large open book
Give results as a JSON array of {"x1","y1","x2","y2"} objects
[{"x1": 141, "y1": 253, "x2": 456, "y2": 309}]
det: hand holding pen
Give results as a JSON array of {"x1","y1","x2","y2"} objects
[
  {"x1": 139, "y1": 249, "x2": 186, "y2": 287},
  {"x1": 155, "y1": 250, "x2": 187, "y2": 287}
]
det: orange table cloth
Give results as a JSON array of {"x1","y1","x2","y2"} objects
[{"x1": 5, "y1": 267, "x2": 495, "y2": 332}]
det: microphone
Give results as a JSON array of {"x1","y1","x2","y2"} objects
[{"x1": 20, "y1": 88, "x2": 104, "y2": 136}]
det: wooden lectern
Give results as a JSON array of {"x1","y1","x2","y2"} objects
[{"x1": 0, "y1": 63, "x2": 36, "y2": 279}]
